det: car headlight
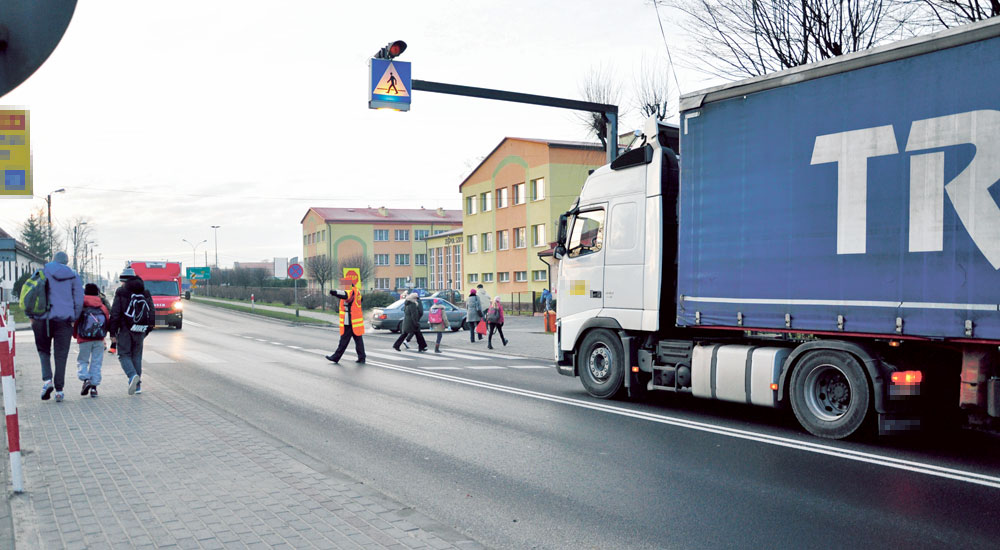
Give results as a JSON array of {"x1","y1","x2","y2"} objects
[{"x1": 172, "y1": 301, "x2": 183, "y2": 310}]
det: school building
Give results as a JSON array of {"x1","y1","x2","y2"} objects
[
  {"x1": 460, "y1": 137, "x2": 604, "y2": 304},
  {"x1": 301, "y1": 206, "x2": 462, "y2": 293},
  {"x1": 425, "y1": 228, "x2": 464, "y2": 293}
]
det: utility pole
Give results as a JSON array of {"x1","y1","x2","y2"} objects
[
  {"x1": 45, "y1": 188, "x2": 65, "y2": 256},
  {"x1": 211, "y1": 225, "x2": 221, "y2": 267}
]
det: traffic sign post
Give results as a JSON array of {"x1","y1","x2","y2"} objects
[{"x1": 288, "y1": 263, "x2": 303, "y2": 314}]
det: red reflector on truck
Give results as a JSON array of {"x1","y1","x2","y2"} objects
[{"x1": 891, "y1": 371, "x2": 922, "y2": 385}]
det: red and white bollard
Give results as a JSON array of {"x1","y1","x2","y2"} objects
[{"x1": 0, "y1": 302, "x2": 23, "y2": 492}]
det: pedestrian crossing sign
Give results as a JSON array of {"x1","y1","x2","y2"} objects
[{"x1": 369, "y1": 58, "x2": 411, "y2": 111}]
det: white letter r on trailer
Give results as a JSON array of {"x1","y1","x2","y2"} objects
[{"x1": 811, "y1": 125, "x2": 898, "y2": 254}]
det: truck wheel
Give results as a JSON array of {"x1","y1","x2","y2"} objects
[
  {"x1": 789, "y1": 351, "x2": 871, "y2": 439},
  {"x1": 174, "y1": 321, "x2": 182, "y2": 330},
  {"x1": 577, "y1": 329, "x2": 625, "y2": 399}
]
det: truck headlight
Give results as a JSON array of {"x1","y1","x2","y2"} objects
[{"x1": 173, "y1": 301, "x2": 183, "y2": 310}]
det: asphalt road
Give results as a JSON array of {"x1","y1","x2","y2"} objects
[{"x1": 137, "y1": 302, "x2": 1000, "y2": 549}]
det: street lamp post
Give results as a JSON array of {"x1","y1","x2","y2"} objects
[
  {"x1": 72, "y1": 222, "x2": 88, "y2": 271},
  {"x1": 182, "y1": 239, "x2": 207, "y2": 268},
  {"x1": 211, "y1": 225, "x2": 220, "y2": 267},
  {"x1": 45, "y1": 188, "x2": 65, "y2": 256}
]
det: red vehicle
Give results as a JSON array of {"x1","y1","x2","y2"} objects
[{"x1": 128, "y1": 261, "x2": 183, "y2": 329}]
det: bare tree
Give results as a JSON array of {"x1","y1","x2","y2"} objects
[
  {"x1": 305, "y1": 255, "x2": 335, "y2": 310},
  {"x1": 333, "y1": 253, "x2": 376, "y2": 289},
  {"x1": 577, "y1": 65, "x2": 623, "y2": 148},
  {"x1": 903, "y1": 0, "x2": 1000, "y2": 28},
  {"x1": 633, "y1": 55, "x2": 676, "y2": 121},
  {"x1": 62, "y1": 217, "x2": 93, "y2": 272},
  {"x1": 656, "y1": 1, "x2": 914, "y2": 80}
]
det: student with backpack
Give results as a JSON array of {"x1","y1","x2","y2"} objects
[
  {"x1": 23, "y1": 251, "x2": 83, "y2": 403},
  {"x1": 74, "y1": 283, "x2": 110, "y2": 398},
  {"x1": 427, "y1": 298, "x2": 448, "y2": 353},
  {"x1": 486, "y1": 296, "x2": 508, "y2": 350},
  {"x1": 109, "y1": 268, "x2": 154, "y2": 395}
]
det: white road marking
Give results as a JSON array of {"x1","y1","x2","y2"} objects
[
  {"x1": 270, "y1": 342, "x2": 284, "y2": 346},
  {"x1": 507, "y1": 365, "x2": 552, "y2": 369},
  {"x1": 436, "y1": 351, "x2": 488, "y2": 361},
  {"x1": 363, "y1": 350, "x2": 413, "y2": 362},
  {"x1": 306, "y1": 349, "x2": 329, "y2": 355},
  {"x1": 183, "y1": 320, "x2": 206, "y2": 328},
  {"x1": 254, "y1": 338, "x2": 268, "y2": 342},
  {"x1": 450, "y1": 347, "x2": 504, "y2": 359},
  {"x1": 141, "y1": 350, "x2": 176, "y2": 363},
  {"x1": 287, "y1": 345, "x2": 303, "y2": 350},
  {"x1": 363, "y1": 360, "x2": 1000, "y2": 490},
  {"x1": 465, "y1": 366, "x2": 507, "y2": 370},
  {"x1": 422, "y1": 366, "x2": 462, "y2": 370}
]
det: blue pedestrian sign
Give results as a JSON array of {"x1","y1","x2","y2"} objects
[{"x1": 369, "y1": 58, "x2": 411, "y2": 111}]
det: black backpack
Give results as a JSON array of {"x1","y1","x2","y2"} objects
[
  {"x1": 78, "y1": 306, "x2": 107, "y2": 339},
  {"x1": 125, "y1": 293, "x2": 152, "y2": 326}
]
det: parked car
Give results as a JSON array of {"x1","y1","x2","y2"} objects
[
  {"x1": 371, "y1": 297, "x2": 466, "y2": 332},
  {"x1": 430, "y1": 289, "x2": 463, "y2": 305}
]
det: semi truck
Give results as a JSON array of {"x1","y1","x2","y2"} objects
[
  {"x1": 128, "y1": 261, "x2": 184, "y2": 329},
  {"x1": 552, "y1": 19, "x2": 1000, "y2": 439}
]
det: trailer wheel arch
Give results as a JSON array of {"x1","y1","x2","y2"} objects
[{"x1": 778, "y1": 340, "x2": 890, "y2": 414}]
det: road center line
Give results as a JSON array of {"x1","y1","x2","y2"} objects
[{"x1": 364, "y1": 359, "x2": 1000, "y2": 490}]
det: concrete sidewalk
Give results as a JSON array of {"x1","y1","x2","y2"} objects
[{"x1": 3, "y1": 347, "x2": 485, "y2": 549}]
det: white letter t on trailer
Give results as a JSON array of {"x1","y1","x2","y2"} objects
[{"x1": 811, "y1": 125, "x2": 898, "y2": 255}]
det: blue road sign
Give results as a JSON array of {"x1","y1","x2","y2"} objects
[
  {"x1": 287, "y1": 263, "x2": 303, "y2": 280},
  {"x1": 369, "y1": 58, "x2": 411, "y2": 111}
]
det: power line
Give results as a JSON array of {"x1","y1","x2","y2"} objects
[{"x1": 652, "y1": 0, "x2": 683, "y2": 95}]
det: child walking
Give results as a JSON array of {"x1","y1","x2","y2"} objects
[
  {"x1": 428, "y1": 299, "x2": 448, "y2": 353},
  {"x1": 75, "y1": 283, "x2": 110, "y2": 398}
]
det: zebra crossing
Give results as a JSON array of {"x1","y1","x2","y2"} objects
[{"x1": 230, "y1": 334, "x2": 552, "y2": 371}]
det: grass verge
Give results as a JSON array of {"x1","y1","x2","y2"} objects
[
  {"x1": 6, "y1": 303, "x2": 30, "y2": 324},
  {"x1": 191, "y1": 297, "x2": 333, "y2": 326}
]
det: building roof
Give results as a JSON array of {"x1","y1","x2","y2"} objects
[
  {"x1": 424, "y1": 228, "x2": 463, "y2": 240},
  {"x1": 0, "y1": 226, "x2": 46, "y2": 264},
  {"x1": 302, "y1": 207, "x2": 463, "y2": 225},
  {"x1": 459, "y1": 137, "x2": 604, "y2": 190}
]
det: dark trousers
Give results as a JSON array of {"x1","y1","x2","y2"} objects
[
  {"x1": 332, "y1": 324, "x2": 366, "y2": 362},
  {"x1": 395, "y1": 329, "x2": 426, "y2": 350},
  {"x1": 488, "y1": 324, "x2": 506, "y2": 346},
  {"x1": 32, "y1": 319, "x2": 73, "y2": 391},
  {"x1": 116, "y1": 328, "x2": 146, "y2": 379},
  {"x1": 467, "y1": 320, "x2": 480, "y2": 342}
]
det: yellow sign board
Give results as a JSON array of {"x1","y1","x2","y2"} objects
[
  {"x1": 342, "y1": 267, "x2": 361, "y2": 287},
  {"x1": 0, "y1": 110, "x2": 31, "y2": 198}
]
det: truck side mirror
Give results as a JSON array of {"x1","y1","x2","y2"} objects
[
  {"x1": 553, "y1": 244, "x2": 566, "y2": 260},
  {"x1": 557, "y1": 213, "x2": 569, "y2": 245}
]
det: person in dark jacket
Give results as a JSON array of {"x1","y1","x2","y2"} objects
[
  {"x1": 108, "y1": 268, "x2": 154, "y2": 395},
  {"x1": 393, "y1": 293, "x2": 427, "y2": 352},
  {"x1": 74, "y1": 283, "x2": 111, "y2": 398},
  {"x1": 486, "y1": 296, "x2": 508, "y2": 349},
  {"x1": 33, "y1": 251, "x2": 84, "y2": 402}
]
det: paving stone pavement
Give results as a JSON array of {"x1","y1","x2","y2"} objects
[{"x1": 4, "y1": 338, "x2": 486, "y2": 550}]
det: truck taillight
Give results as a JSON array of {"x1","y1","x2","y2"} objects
[{"x1": 891, "y1": 371, "x2": 922, "y2": 385}]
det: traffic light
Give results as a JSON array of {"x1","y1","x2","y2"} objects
[{"x1": 375, "y1": 40, "x2": 407, "y2": 60}]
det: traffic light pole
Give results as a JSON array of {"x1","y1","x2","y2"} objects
[{"x1": 411, "y1": 79, "x2": 619, "y2": 164}]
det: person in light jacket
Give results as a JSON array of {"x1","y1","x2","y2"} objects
[
  {"x1": 465, "y1": 289, "x2": 482, "y2": 343},
  {"x1": 486, "y1": 296, "x2": 508, "y2": 349},
  {"x1": 428, "y1": 299, "x2": 448, "y2": 353},
  {"x1": 475, "y1": 284, "x2": 490, "y2": 341},
  {"x1": 33, "y1": 251, "x2": 84, "y2": 403}
]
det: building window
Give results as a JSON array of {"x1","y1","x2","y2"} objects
[
  {"x1": 482, "y1": 272, "x2": 494, "y2": 283},
  {"x1": 374, "y1": 229, "x2": 389, "y2": 242},
  {"x1": 498, "y1": 272, "x2": 510, "y2": 283},
  {"x1": 395, "y1": 229, "x2": 410, "y2": 241},
  {"x1": 303, "y1": 235, "x2": 307, "y2": 245},
  {"x1": 466, "y1": 196, "x2": 478, "y2": 215},
  {"x1": 468, "y1": 273, "x2": 479, "y2": 284},
  {"x1": 434, "y1": 229, "x2": 448, "y2": 235},
  {"x1": 515, "y1": 271, "x2": 528, "y2": 282},
  {"x1": 395, "y1": 277, "x2": 408, "y2": 290},
  {"x1": 374, "y1": 254, "x2": 390, "y2": 266},
  {"x1": 395, "y1": 254, "x2": 410, "y2": 266},
  {"x1": 513, "y1": 183, "x2": 525, "y2": 205},
  {"x1": 532, "y1": 269, "x2": 547, "y2": 281},
  {"x1": 514, "y1": 227, "x2": 526, "y2": 249},
  {"x1": 480, "y1": 191, "x2": 492, "y2": 213},
  {"x1": 415, "y1": 277, "x2": 427, "y2": 288},
  {"x1": 375, "y1": 278, "x2": 390, "y2": 290},
  {"x1": 532, "y1": 224, "x2": 546, "y2": 247},
  {"x1": 467, "y1": 235, "x2": 478, "y2": 253},
  {"x1": 496, "y1": 187, "x2": 509, "y2": 209},
  {"x1": 481, "y1": 232, "x2": 493, "y2": 253},
  {"x1": 415, "y1": 229, "x2": 430, "y2": 240},
  {"x1": 497, "y1": 230, "x2": 509, "y2": 251},
  {"x1": 414, "y1": 254, "x2": 427, "y2": 266},
  {"x1": 531, "y1": 178, "x2": 545, "y2": 201}
]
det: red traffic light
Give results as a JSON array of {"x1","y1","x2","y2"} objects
[{"x1": 375, "y1": 40, "x2": 407, "y2": 60}]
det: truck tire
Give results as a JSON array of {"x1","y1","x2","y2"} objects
[
  {"x1": 173, "y1": 321, "x2": 182, "y2": 330},
  {"x1": 789, "y1": 350, "x2": 871, "y2": 439},
  {"x1": 577, "y1": 329, "x2": 625, "y2": 399}
]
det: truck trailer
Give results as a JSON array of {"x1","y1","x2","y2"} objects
[{"x1": 552, "y1": 19, "x2": 1000, "y2": 439}]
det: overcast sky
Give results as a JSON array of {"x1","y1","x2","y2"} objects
[{"x1": 0, "y1": 0, "x2": 718, "y2": 273}]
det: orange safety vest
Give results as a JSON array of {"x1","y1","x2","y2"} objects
[{"x1": 339, "y1": 286, "x2": 364, "y2": 335}]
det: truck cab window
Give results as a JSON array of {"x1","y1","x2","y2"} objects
[{"x1": 568, "y1": 210, "x2": 605, "y2": 258}]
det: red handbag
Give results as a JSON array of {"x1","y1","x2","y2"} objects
[{"x1": 476, "y1": 320, "x2": 487, "y2": 335}]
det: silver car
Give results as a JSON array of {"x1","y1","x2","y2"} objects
[{"x1": 371, "y1": 298, "x2": 466, "y2": 332}]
